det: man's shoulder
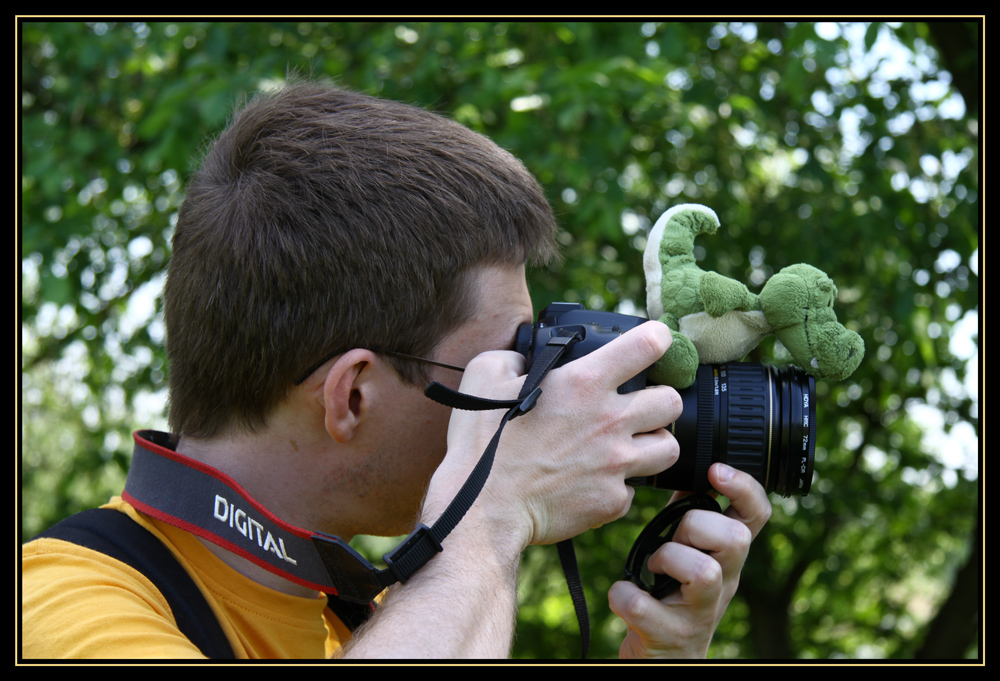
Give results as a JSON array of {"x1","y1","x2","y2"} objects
[{"x1": 21, "y1": 501, "x2": 208, "y2": 659}]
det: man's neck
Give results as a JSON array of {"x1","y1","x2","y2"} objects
[{"x1": 175, "y1": 429, "x2": 340, "y2": 599}]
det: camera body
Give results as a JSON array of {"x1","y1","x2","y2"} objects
[
  {"x1": 515, "y1": 302, "x2": 651, "y2": 394},
  {"x1": 516, "y1": 303, "x2": 815, "y2": 498}
]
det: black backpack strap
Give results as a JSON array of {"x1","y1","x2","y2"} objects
[{"x1": 32, "y1": 508, "x2": 236, "y2": 659}]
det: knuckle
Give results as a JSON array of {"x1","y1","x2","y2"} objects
[
  {"x1": 464, "y1": 351, "x2": 523, "y2": 387},
  {"x1": 604, "y1": 439, "x2": 641, "y2": 479},
  {"x1": 649, "y1": 320, "x2": 673, "y2": 347},
  {"x1": 634, "y1": 324, "x2": 670, "y2": 361},
  {"x1": 758, "y1": 500, "x2": 773, "y2": 526},
  {"x1": 583, "y1": 404, "x2": 629, "y2": 447},
  {"x1": 604, "y1": 483, "x2": 633, "y2": 519},
  {"x1": 472, "y1": 350, "x2": 514, "y2": 369},
  {"x1": 658, "y1": 385, "x2": 683, "y2": 418},
  {"x1": 462, "y1": 354, "x2": 490, "y2": 374},
  {"x1": 656, "y1": 430, "x2": 680, "y2": 470},
  {"x1": 739, "y1": 491, "x2": 773, "y2": 531},
  {"x1": 463, "y1": 352, "x2": 501, "y2": 375},
  {"x1": 665, "y1": 440, "x2": 681, "y2": 471},
  {"x1": 618, "y1": 585, "x2": 649, "y2": 621},
  {"x1": 690, "y1": 553, "x2": 724, "y2": 590},
  {"x1": 729, "y1": 521, "x2": 753, "y2": 554},
  {"x1": 559, "y1": 361, "x2": 603, "y2": 399},
  {"x1": 592, "y1": 483, "x2": 633, "y2": 525}
]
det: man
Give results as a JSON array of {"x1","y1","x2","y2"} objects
[{"x1": 22, "y1": 82, "x2": 771, "y2": 659}]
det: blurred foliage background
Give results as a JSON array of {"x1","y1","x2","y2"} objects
[{"x1": 20, "y1": 20, "x2": 980, "y2": 660}]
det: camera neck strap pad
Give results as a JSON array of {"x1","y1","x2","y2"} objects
[
  {"x1": 123, "y1": 430, "x2": 398, "y2": 603},
  {"x1": 122, "y1": 330, "x2": 582, "y2": 612}
]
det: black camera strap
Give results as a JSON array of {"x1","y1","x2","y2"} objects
[{"x1": 424, "y1": 329, "x2": 592, "y2": 658}]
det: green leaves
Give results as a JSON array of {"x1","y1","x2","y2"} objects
[{"x1": 20, "y1": 20, "x2": 979, "y2": 660}]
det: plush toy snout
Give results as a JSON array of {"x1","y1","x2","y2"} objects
[{"x1": 759, "y1": 264, "x2": 864, "y2": 380}]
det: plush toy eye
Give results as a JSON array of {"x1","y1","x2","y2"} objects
[{"x1": 819, "y1": 280, "x2": 836, "y2": 307}]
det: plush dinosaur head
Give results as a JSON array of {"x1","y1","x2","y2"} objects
[{"x1": 758, "y1": 263, "x2": 865, "y2": 380}]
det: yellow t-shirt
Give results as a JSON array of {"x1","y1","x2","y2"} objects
[{"x1": 21, "y1": 497, "x2": 352, "y2": 659}]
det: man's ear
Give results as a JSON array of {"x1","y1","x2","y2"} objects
[{"x1": 321, "y1": 349, "x2": 378, "y2": 443}]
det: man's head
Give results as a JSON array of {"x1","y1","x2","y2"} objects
[{"x1": 164, "y1": 82, "x2": 558, "y2": 440}]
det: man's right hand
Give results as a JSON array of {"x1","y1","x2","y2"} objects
[
  {"x1": 426, "y1": 320, "x2": 681, "y2": 552},
  {"x1": 346, "y1": 321, "x2": 680, "y2": 659}
]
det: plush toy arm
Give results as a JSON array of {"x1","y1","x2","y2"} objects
[
  {"x1": 757, "y1": 268, "x2": 810, "y2": 331},
  {"x1": 700, "y1": 271, "x2": 761, "y2": 317},
  {"x1": 647, "y1": 313, "x2": 700, "y2": 389}
]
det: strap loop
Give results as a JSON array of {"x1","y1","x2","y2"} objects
[
  {"x1": 422, "y1": 383, "x2": 522, "y2": 412},
  {"x1": 512, "y1": 386, "x2": 543, "y2": 419},
  {"x1": 383, "y1": 524, "x2": 443, "y2": 584},
  {"x1": 624, "y1": 493, "x2": 723, "y2": 599}
]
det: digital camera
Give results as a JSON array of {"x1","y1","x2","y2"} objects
[{"x1": 515, "y1": 302, "x2": 815, "y2": 498}]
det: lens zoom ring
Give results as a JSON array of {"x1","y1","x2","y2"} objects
[{"x1": 722, "y1": 365, "x2": 769, "y2": 482}]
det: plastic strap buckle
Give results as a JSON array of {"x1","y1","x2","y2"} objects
[
  {"x1": 382, "y1": 523, "x2": 443, "y2": 584},
  {"x1": 510, "y1": 386, "x2": 543, "y2": 420}
]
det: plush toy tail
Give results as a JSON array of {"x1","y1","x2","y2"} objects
[{"x1": 644, "y1": 204, "x2": 720, "y2": 321}]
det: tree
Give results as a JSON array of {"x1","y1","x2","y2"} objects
[{"x1": 20, "y1": 20, "x2": 980, "y2": 660}]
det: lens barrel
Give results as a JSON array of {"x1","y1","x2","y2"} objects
[{"x1": 650, "y1": 363, "x2": 815, "y2": 497}]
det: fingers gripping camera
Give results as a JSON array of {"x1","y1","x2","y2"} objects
[{"x1": 516, "y1": 303, "x2": 815, "y2": 498}]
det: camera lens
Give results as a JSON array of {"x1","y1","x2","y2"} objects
[{"x1": 649, "y1": 363, "x2": 815, "y2": 497}]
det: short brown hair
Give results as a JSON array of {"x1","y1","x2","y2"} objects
[{"x1": 164, "y1": 82, "x2": 558, "y2": 439}]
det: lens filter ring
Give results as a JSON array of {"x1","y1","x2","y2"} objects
[{"x1": 775, "y1": 367, "x2": 816, "y2": 497}]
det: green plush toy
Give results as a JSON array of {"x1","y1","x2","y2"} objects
[{"x1": 643, "y1": 203, "x2": 864, "y2": 389}]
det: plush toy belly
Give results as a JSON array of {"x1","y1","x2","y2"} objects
[{"x1": 678, "y1": 310, "x2": 772, "y2": 364}]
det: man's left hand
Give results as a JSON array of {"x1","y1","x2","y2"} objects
[{"x1": 608, "y1": 462, "x2": 771, "y2": 658}]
